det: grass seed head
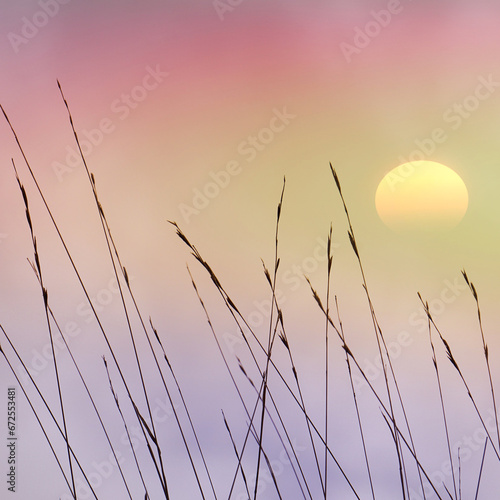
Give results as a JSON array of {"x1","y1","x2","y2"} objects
[
  {"x1": 329, "y1": 162, "x2": 342, "y2": 195},
  {"x1": 348, "y1": 230, "x2": 359, "y2": 258}
]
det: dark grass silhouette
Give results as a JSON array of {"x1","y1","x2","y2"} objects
[{"x1": 0, "y1": 86, "x2": 499, "y2": 499}]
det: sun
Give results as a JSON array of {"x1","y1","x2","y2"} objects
[{"x1": 375, "y1": 161, "x2": 469, "y2": 232}]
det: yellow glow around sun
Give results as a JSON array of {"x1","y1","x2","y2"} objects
[{"x1": 376, "y1": 161, "x2": 469, "y2": 232}]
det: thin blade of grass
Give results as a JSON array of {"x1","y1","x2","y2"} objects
[
  {"x1": 103, "y1": 357, "x2": 150, "y2": 498},
  {"x1": 418, "y1": 294, "x2": 500, "y2": 462},
  {"x1": 27, "y1": 259, "x2": 133, "y2": 499},
  {"x1": 330, "y1": 165, "x2": 427, "y2": 499},
  {"x1": 0, "y1": 325, "x2": 98, "y2": 499},
  {"x1": 2, "y1": 103, "x2": 168, "y2": 496},
  {"x1": 12, "y1": 159, "x2": 77, "y2": 499},
  {"x1": 173, "y1": 223, "x2": 360, "y2": 499},
  {"x1": 187, "y1": 266, "x2": 310, "y2": 500},
  {"x1": 57, "y1": 82, "x2": 172, "y2": 498},
  {"x1": 150, "y1": 317, "x2": 218, "y2": 500},
  {"x1": 335, "y1": 296, "x2": 376, "y2": 500},
  {"x1": 422, "y1": 297, "x2": 457, "y2": 500},
  {"x1": 462, "y1": 269, "x2": 500, "y2": 455},
  {"x1": 254, "y1": 177, "x2": 287, "y2": 500},
  {"x1": 474, "y1": 439, "x2": 488, "y2": 500},
  {"x1": 324, "y1": 224, "x2": 333, "y2": 500},
  {"x1": 309, "y1": 282, "x2": 444, "y2": 499},
  {"x1": 0, "y1": 341, "x2": 76, "y2": 497},
  {"x1": 222, "y1": 410, "x2": 251, "y2": 499}
]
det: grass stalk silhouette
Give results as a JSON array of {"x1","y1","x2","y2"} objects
[
  {"x1": 330, "y1": 164, "x2": 407, "y2": 497},
  {"x1": 0, "y1": 334, "x2": 78, "y2": 496},
  {"x1": 306, "y1": 278, "x2": 444, "y2": 498},
  {"x1": 186, "y1": 265, "x2": 311, "y2": 499},
  {"x1": 253, "y1": 178, "x2": 285, "y2": 500},
  {"x1": 222, "y1": 410, "x2": 252, "y2": 499},
  {"x1": 150, "y1": 317, "x2": 218, "y2": 499},
  {"x1": 103, "y1": 356, "x2": 150, "y2": 498},
  {"x1": 274, "y1": 302, "x2": 320, "y2": 500},
  {"x1": 249, "y1": 425, "x2": 283, "y2": 500},
  {"x1": 12, "y1": 159, "x2": 77, "y2": 499},
  {"x1": 57, "y1": 81, "x2": 171, "y2": 498},
  {"x1": 475, "y1": 439, "x2": 488, "y2": 500},
  {"x1": 418, "y1": 294, "x2": 500, "y2": 462},
  {"x1": 2, "y1": 102, "x2": 169, "y2": 496},
  {"x1": 0, "y1": 325, "x2": 98, "y2": 499},
  {"x1": 237, "y1": 352, "x2": 310, "y2": 500},
  {"x1": 335, "y1": 296, "x2": 376, "y2": 499},
  {"x1": 423, "y1": 298, "x2": 458, "y2": 500},
  {"x1": 27, "y1": 260, "x2": 133, "y2": 499},
  {"x1": 330, "y1": 163, "x2": 427, "y2": 499},
  {"x1": 462, "y1": 269, "x2": 500, "y2": 454},
  {"x1": 2, "y1": 88, "x2": 500, "y2": 498},
  {"x1": 323, "y1": 224, "x2": 333, "y2": 500},
  {"x1": 170, "y1": 221, "x2": 360, "y2": 498}
]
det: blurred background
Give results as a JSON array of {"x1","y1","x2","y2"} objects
[{"x1": 0, "y1": 1, "x2": 499, "y2": 498}]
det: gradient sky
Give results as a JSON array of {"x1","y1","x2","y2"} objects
[{"x1": 1, "y1": 1, "x2": 500, "y2": 498}]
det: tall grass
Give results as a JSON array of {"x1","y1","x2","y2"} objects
[{"x1": 0, "y1": 87, "x2": 499, "y2": 499}]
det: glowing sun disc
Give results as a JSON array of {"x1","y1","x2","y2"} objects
[{"x1": 375, "y1": 161, "x2": 468, "y2": 232}]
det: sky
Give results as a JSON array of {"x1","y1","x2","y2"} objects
[{"x1": 0, "y1": 1, "x2": 500, "y2": 498}]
